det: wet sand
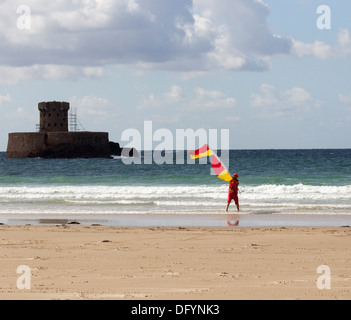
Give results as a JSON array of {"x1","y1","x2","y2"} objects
[{"x1": 3, "y1": 212, "x2": 351, "y2": 228}]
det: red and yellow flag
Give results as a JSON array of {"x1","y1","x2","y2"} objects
[
  {"x1": 189, "y1": 145, "x2": 232, "y2": 182},
  {"x1": 189, "y1": 144, "x2": 214, "y2": 159},
  {"x1": 211, "y1": 155, "x2": 233, "y2": 182}
]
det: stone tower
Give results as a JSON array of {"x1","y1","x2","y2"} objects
[
  {"x1": 7, "y1": 100, "x2": 138, "y2": 159},
  {"x1": 38, "y1": 101, "x2": 70, "y2": 132}
]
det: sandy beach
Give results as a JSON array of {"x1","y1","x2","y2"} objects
[{"x1": 0, "y1": 224, "x2": 350, "y2": 300}]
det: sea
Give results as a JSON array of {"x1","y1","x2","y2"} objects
[{"x1": 0, "y1": 149, "x2": 351, "y2": 225}]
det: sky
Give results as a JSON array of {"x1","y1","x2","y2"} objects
[{"x1": 1, "y1": 0, "x2": 351, "y2": 151}]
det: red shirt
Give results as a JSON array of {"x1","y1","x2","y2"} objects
[{"x1": 229, "y1": 179, "x2": 239, "y2": 195}]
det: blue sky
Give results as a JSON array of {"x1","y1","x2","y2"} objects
[{"x1": 1, "y1": 0, "x2": 351, "y2": 151}]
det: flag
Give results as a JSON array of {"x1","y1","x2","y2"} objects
[
  {"x1": 211, "y1": 155, "x2": 233, "y2": 182},
  {"x1": 189, "y1": 144, "x2": 214, "y2": 159},
  {"x1": 189, "y1": 145, "x2": 233, "y2": 182}
]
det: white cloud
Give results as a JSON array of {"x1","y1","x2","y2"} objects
[
  {"x1": 137, "y1": 85, "x2": 184, "y2": 109},
  {"x1": 163, "y1": 85, "x2": 184, "y2": 104},
  {"x1": 0, "y1": 94, "x2": 11, "y2": 105},
  {"x1": 137, "y1": 85, "x2": 237, "y2": 113},
  {"x1": 70, "y1": 95, "x2": 116, "y2": 119},
  {"x1": 193, "y1": 0, "x2": 291, "y2": 71},
  {"x1": 0, "y1": 0, "x2": 291, "y2": 75},
  {"x1": 292, "y1": 39, "x2": 332, "y2": 60},
  {"x1": 186, "y1": 88, "x2": 237, "y2": 111},
  {"x1": 137, "y1": 93, "x2": 161, "y2": 110},
  {"x1": 339, "y1": 93, "x2": 351, "y2": 110},
  {"x1": 251, "y1": 84, "x2": 323, "y2": 118},
  {"x1": 0, "y1": 0, "x2": 196, "y2": 67},
  {"x1": 339, "y1": 93, "x2": 351, "y2": 105},
  {"x1": 3, "y1": 103, "x2": 36, "y2": 124},
  {"x1": 0, "y1": 65, "x2": 104, "y2": 86},
  {"x1": 292, "y1": 28, "x2": 351, "y2": 59}
]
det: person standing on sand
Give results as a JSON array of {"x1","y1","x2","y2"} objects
[{"x1": 226, "y1": 174, "x2": 240, "y2": 212}]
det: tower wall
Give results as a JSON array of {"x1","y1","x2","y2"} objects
[
  {"x1": 6, "y1": 132, "x2": 109, "y2": 158},
  {"x1": 45, "y1": 132, "x2": 109, "y2": 147},
  {"x1": 6, "y1": 132, "x2": 46, "y2": 158},
  {"x1": 38, "y1": 101, "x2": 70, "y2": 133}
]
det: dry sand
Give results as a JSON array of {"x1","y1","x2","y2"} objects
[{"x1": 0, "y1": 225, "x2": 350, "y2": 300}]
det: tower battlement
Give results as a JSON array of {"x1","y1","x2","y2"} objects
[{"x1": 38, "y1": 101, "x2": 70, "y2": 133}]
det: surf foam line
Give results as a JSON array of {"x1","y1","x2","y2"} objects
[{"x1": 0, "y1": 184, "x2": 350, "y2": 215}]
